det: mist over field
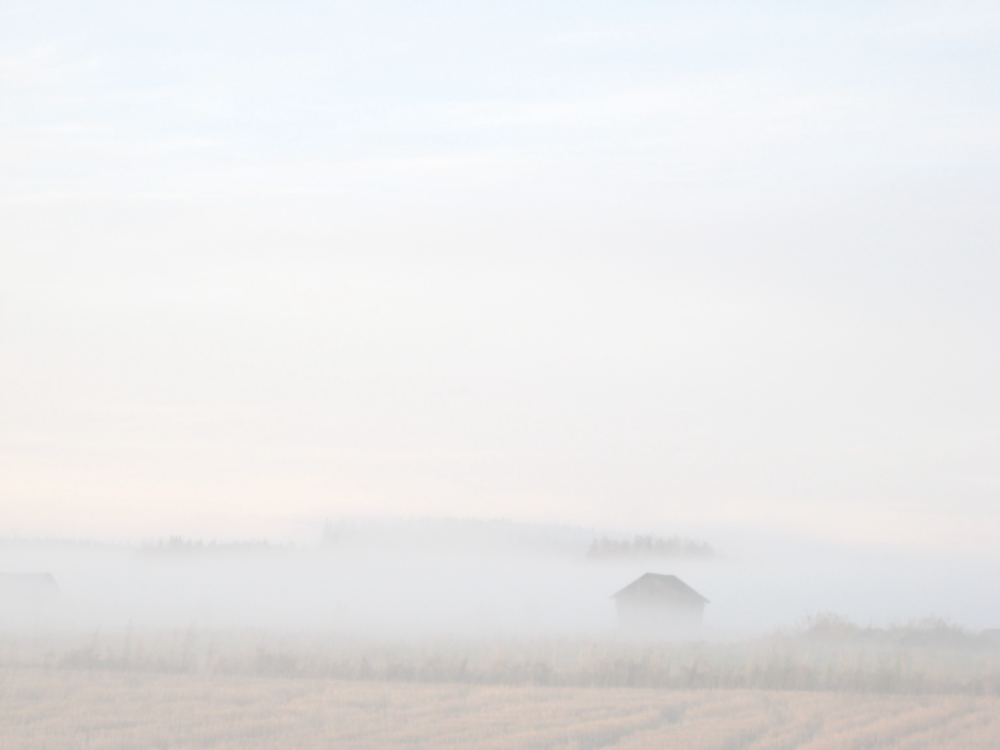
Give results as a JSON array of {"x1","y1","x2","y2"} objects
[
  {"x1": 3, "y1": 519, "x2": 998, "y2": 637},
  {"x1": 3, "y1": 0, "x2": 1000, "y2": 746}
]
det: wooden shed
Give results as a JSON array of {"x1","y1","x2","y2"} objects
[
  {"x1": 0, "y1": 573, "x2": 59, "y2": 598},
  {"x1": 611, "y1": 573, "x2": 708, "y2": 634}
]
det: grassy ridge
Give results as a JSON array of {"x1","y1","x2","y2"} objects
[{"x1": 3, "y1": 617, "x2": 999, "y2": 695}]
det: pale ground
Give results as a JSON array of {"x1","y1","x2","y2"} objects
[{"x1": 1, "y1": 668, "x2": 998, "y2": 750}]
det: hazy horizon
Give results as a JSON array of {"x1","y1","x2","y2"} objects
[
  {"x1": 2, "y1": 516, "x2": 999, "y2": 637},
  {"x1": 3, "y1": 0, "x2": 999, "y2": 621}
]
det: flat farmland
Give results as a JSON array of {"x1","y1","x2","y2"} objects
[{"x1": 1, "y1": 668, "x2": 997, "y2": 750}]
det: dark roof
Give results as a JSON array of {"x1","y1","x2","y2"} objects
[{"x1": 611, "y1": 573, "x2": 709, "y2": 604}]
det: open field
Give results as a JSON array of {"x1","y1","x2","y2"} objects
[{"x1": 1, "y1": 667, "x2": 998, "y2": 750}]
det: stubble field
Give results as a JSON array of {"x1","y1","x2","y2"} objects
[{"x1": 1, "y1": 667, "x2": 997, "y2": 750}]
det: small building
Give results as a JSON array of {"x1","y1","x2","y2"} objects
[
  {"x1": 0, "y1": 573, "x2": 59, "y2": 628},
  {"x1": 611, "y1": 573, "x2": 708, "y2": 634},
  {"x1": 0, "y1": 573, "x2": 58, "y2": 597}
]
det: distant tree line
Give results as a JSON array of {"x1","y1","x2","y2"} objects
[
  {"x1": 137, "y1": 537, "x2": 291, "y2": 555},
  {"x1": 586, "y1": 535, "x2": 714, "y2": 560},
  {"x1": 321, "y1": 518, "x2": 594, "y2": 557}
]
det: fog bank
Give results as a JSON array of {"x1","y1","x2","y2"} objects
[{"x1": 2, "y1": 520, "x2": 997, "y2": 637}]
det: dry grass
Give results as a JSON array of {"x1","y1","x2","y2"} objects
[
  {"x1": 1, "y1": 667, "x2": 998, "y2": 749},
  {"x1": 5, "y1": 627, "x2": 997, "y2": 695}
]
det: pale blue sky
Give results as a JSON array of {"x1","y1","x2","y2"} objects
[{"x1": 2, "y1": 1, "x2": 999, "y2": 549}]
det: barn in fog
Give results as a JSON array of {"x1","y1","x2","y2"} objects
[
  {"x1": 612, "y1": 573, "x2": 708, "y2": 634},
  {"x1": 0, "y1": 573, "x2": 58, "y2": 597},
  {"x1": 0, "y1": 572, "x2": 58, "y2": 620}
]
